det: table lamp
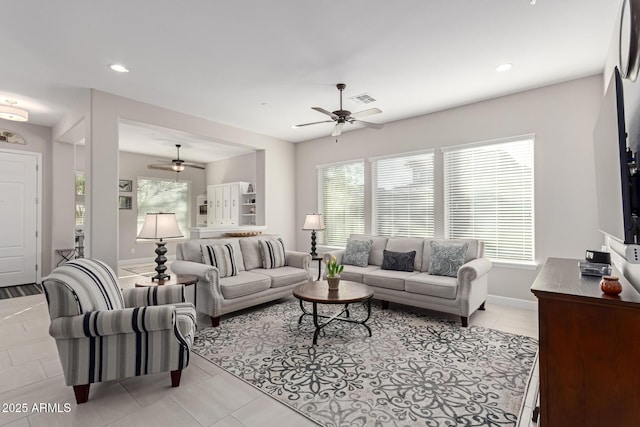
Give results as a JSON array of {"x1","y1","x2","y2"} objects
[
  {"x1": 302, "y1": 213, "x2": 325, "y2": 257},
  {"x1": 137, "y1": 212, "x2": 183, "y2": 281}
]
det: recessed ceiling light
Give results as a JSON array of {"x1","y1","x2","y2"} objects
[
  {"x1": 496, "y1": 63, "x2": 512, "y2": 72},
  {"x1": 110, "y1": 64, "x2": 130, "y2": 73}
]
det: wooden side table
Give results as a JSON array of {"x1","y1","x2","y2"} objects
[
  {"x1": 311, "y1": 256, "x2": 324, "y2": 281},
  {"x1": 135, "y1": 274, "x2": 198, "y2": 306}
]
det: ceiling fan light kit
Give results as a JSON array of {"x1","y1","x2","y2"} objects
[
  {"x1": 147, "y1": 144, "x2": 205, "y2": 172},
  {"x1": 294, "y1": 83, "x2": 383, "y2": 137}
]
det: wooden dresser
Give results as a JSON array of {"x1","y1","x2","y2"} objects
[{"x1": 531, "y1": 258, "x2": 640, "y2": 427}]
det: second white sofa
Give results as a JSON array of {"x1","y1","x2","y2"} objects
[{"x1": 325, "y1": 234, "x2": 492, "y2": 326}]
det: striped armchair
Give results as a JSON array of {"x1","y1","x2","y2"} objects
[{"x1": 42, "y1": 259, "x2": 196, "y2": 404}]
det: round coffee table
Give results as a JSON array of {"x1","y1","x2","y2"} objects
[
  {"x1": 135, "y1": 274, "x2": 198, "y2": 306},
  {"x1": 293, "y1": 280, "x2": 374, "y2": 345}
]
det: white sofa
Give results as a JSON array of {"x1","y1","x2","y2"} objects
[
  {"x1": 324, "y1": 234, "x2": 492, "y2": 326},
  {"x1": 171, "y1": 235, "x2": 311, "y2": 326}
]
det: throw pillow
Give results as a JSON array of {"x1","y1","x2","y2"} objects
[
  {"x1": 201, "y1": 244, "x2": 239, "y2": 278},
  {"x1": 428, "y1": 241, "x2": 469, "y2": 277},
  {"x1": 259, "y1": 238, "x2": 286, "y2": 269},
  {"x1": 381, "y1": 250, "x2": 416, "y2": 272},
  {"x1": 342, "y1": 239, "x2": 373, "y2": 267}
]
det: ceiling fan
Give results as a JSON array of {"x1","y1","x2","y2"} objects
[
  {"x1": 293, "y1": 83, "x2": 384, "y2": 137},
  {"x1": 147, "y1": 144, "x2": 205, "y2": 172}
]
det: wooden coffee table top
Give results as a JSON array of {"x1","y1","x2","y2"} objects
[
  {"x1": 293, "y1": 280, "x2": 374, "y2": 304},
  {"x1": 135, "y1": 274, "x2": 198, "y2": 287}
]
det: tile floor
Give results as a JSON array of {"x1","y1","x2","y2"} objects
[{"x1": 0, "y1": 264, "x2": 539, "y2": 427}]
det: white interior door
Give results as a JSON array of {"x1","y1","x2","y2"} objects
[{"x1": 0, "y1": 151, "x2": 38, "y2": 287}]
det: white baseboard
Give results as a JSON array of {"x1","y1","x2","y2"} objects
[{"x1": 486, "y1": 294, "x2": 537, "y2": 311}]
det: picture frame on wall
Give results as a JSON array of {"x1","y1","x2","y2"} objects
[
  {"x1": 119, "y1": 196, "x2": 132, "y2": 210},
  {"x1": 119, "y1": 179, "x2": 132, "y2": 192}
]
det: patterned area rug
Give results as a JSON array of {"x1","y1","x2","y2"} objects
[
  {"x1": 120, "y1": 263, "x2": 158, "y2": 277},
  {"x1": 0, "y1": 283, "x2": 42, "y2": 300},
  {"x1": 194, "y1": 299, "x2": 537, "y2": 427}
]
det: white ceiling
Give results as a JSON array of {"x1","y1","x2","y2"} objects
[{"x1": 0, "y1": 0, "x2": 622, "y2": 158}]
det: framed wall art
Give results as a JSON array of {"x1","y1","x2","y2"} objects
[
  {"x1": 119, "y1": 179, "x2": 132, "y2": 192},
  {"x1": 119, "y1": 195, "x2": 132, "y2": 210}
]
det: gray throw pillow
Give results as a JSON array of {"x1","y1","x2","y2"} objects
[
  {"x1": 428, "y1": 241, "x2": 469, "y2": 277},
  {"x1": 381, "y1": 250, "x2": 416, "y2": 272},
  {"x1": 343, "y1": 239, "x2": 373, "y2": 267}
]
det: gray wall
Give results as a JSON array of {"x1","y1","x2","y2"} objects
[
  {"x1": 206, "y1": 151, "x2": 256, "y2": 185},
  {"x1": 118, "y1": 151, "x2": 206, "y2": 262},
  {"x1": 295, "y1": 75, "x2": 604, "y2": 301},
  {"x1": 52, "y1": 90, "x2": 297, "y2": 270}
]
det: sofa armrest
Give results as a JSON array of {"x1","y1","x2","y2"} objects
[
  {"x1": 171, "y1": 259, "x2": 218, "y2": 282},
  {"x1": 122, "y1": 285, "x2": 185, "y2": 308},
  {"x1": 286, "y1": 250, "x2": 311, "y2": 270},
  {"x1": 457, "y1": 258, "x2": 492, "y2": 283},
  {"x1": 170, "y1": 259, "x2": 224, "y2": 319},
  {"x1": 323, "y1": 250, "x2": 345, "y2": 265},
  {"x1": 49, "y1": 305, "x2": 176, "y2": 339}
]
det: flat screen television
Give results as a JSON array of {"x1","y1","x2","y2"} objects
[{"x1": 593, "y1": 67, "x2": 640, "y2": 244}]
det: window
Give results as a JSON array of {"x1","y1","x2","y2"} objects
[
  {"x1": 372, "y1": 151, "x2": 434, "y2": 237},
  {"x1": 318, "y1": 161, "x2": 364, "y2": 246},
  {"x1": 75, "y1": 172, "x2": 85, "y2": 227},
  {"x1": 443, "y1": 136, "x2": 534, "y2": 263},
  {"x1": 137, "y1": 178, "x2": 190, "y2": 235}
]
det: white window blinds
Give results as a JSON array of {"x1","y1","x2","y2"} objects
[
  {"x1": 372, "y1": 151, "x2": 434, "y2": 237},
  {"x1": 318, "y1": 161, "x2": 365, "y2": 246},
  {"x1": 443, "y1": 137, "x2": 534, "y2": 262}
]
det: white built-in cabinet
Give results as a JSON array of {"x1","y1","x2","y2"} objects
[{"x1": 206, "y1": 182, "x2": 255, "y2": 226}]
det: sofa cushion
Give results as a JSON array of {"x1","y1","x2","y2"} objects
[
  {"x1": 381, "y1": 250, "x2": 416, "y2": 272},
  {"x1": 339, "y1": 265, "x2": 381, "y2": 283},
  {"x1": 405, "y1": 273, "x2": 458, "y2": 300},
  {"x1": 349, "y1": 234, "x2": 388, "y2": 266},
  {"x1": 259, "y1": 238, "x2": 286, "y2": 269},
  {"x1": 252, "y1": 266, "x2": 308, "y2": 288},
  {"x1": 219, "y1": 271, "x2": 271, "y2": 299},
  {"x1": 422, "y1": 239, "x2": 480, "y2": 272},
  {"x1": 385, "y1": 237, "x2": 424, "y2": 271},
  {"x1": 363, "y1": 269, "x2": 418, "y2": 291},
  {"x1": 428, "y1": 241, "x2": 469, "y2": 277},
  {"x1": 239, "y1": 235, "x2": 280, "y2": 270},
  {"x1": 201, "y1": 243, "x2": 239, "y2": 277},
  {"x1": 343, "y1": 239, "x2": 373, "y2": 267}
]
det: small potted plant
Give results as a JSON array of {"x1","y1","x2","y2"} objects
[{"x1": 325, "y1": 255, "x2": 344, "y2": 290}]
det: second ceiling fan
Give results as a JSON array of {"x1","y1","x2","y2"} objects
[
  {"x1": 293, "y1": 83, "x2": 383, "y2": 137},
  {"x1": 147, "y1": 144, "x2": 205, "y2": 172}
]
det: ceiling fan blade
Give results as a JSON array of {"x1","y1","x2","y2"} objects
[
  {"x1": 332, "y1": 122, "x2": 344, "y2": 137},
  {"x1": 182, "y1": 162, "x2": 206, "y2": 170},
  {"x1": 353, "y1": 119, "x2": 384, "y2": 130},
  {"x1": 312, "y1": 107, "x2": 339, "y2": 120},
  {"x1": 148, "y1": 164, "x2": 175, "y2": 171},
  {"x1": 350, "y1": 108, "x2": 382, "y2": 119},
  {"x1": 293, "y1": 120, "x2": 334, "y2": 128}
]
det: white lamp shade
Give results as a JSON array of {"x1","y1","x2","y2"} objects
[
  {"x1": 0, "y1": 105, "x2": 28, "y2": 122},
  {"x1": 137, "y1": 213, "x2": 184, "y2": 240},
  {"x1": 302, "y1": 213, "x2": 326, "y2": 230}
]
